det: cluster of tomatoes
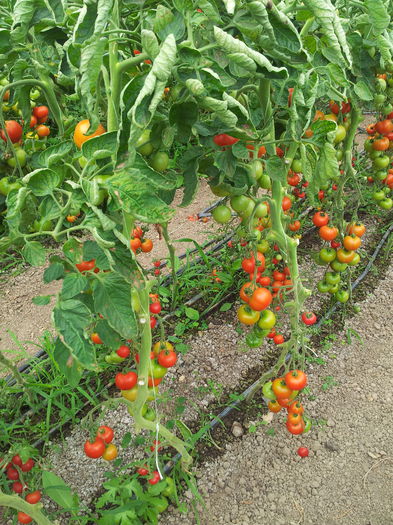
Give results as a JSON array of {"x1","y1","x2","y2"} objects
[
  {"x1": 134, "y1": 128, "x2": 170, "y2": 173},
  {"x1": 130, "y1": 226, "x2": 154, "y2": 255},
  {"x1": 314, "y1": 212, "x2": 365, "y2": 303},
  {"x1": 364, "y1": 115, "x2": 393, "y2": 210},
  {"x1": 263, "y1": 370, "x2": 310, "y2": 435},
  {"x1": 0, "y1": 454, "x2": 40, "y2": 524},
  {"x1": 84, "y1": 425, "x2": 118, "y2": 461}
]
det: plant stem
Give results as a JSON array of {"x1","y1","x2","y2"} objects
[
  {"x1": 0, "y1": 492, "x2": 53, "y2": 525},
  {"x1": 0, "y1": 348, "x2": 34, "y2": 404},
  {"x1": 161, "y1": 224, "x2": 178, "y2": 305}
]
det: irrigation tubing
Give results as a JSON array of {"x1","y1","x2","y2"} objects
[{"x1": 163, "y1": 219, "x2": 393, "y2": 473}]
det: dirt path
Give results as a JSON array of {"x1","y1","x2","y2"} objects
[{"x1": 163, "y1": 264, "x2": 393, "y2": 525}]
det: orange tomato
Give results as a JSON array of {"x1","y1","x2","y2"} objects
[
  {"x1": 319, "y1": 225, "x2": 338, "y2": 241},
  {"x1": 343, "y1": 235, "x2": 361, "y2": 251},
  {"x1": 73, "y1": 119, "x2": 106, "y2": 149}
]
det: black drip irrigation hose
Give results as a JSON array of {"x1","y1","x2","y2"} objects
[{"x1": 163, "y1": 220, "x2": 393, "y2": 473}]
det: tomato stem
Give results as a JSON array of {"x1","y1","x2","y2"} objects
[{"x1": 0, "y1": 491, "x2": 53, "y2": 525}]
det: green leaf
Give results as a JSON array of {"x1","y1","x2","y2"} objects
[
  {"x1": 81, "y1": 131, "x2": 118, "y2": 159},
  {"x1": 354, "y1": 80, "x2": 374, "y2": 101},
  {"x1": 53, "y1": 338, "x2": 83, "y2": 387},
  {"x1": 53, "y1": 299, "x2": 95, "y2": 367},
  {"x1": 43, "y1": 262, "x2": 65, "y2": 283},
  {"x1": 185, "y1": 307, "x2": 199, "y2": 320},
  {"x1": 365, "y1": 0, "x2": 389, "y2": 35},
  {"x1": 92, "y1": 273, "x2": 138, "y2": 340},
  {"x1": 61, "y1": 273, "x2": 89, "y2": 300},
  {"x1": 96, "y1": 319, "x2": 122, "y2": 349},
  {"x1": 42, "y1": 470, "x2": 78, "y2": 510},
  {"x1": 32, "y1": 141, "x2": 73, "y2": 168},
  {"x1": 22, "y1": 241, "x2": 46, "y2": 267},
  {"x1": 23, "y1": 168, "x2": 63, "y2": 196},
  {"x1": 32, "y1": 295, "x2": 51, "y2": 306},
  {"x1": 11, "y1": 0, "x2": 36, "y2": 42},
  {"x1": 169, "y1": 101, "x2": 199, "y2": 142},
  {"x1": 265, "y1": 156, "x2": 286, "y2": 184},
  {"x1": 219, "y1": 302, "x2": 232, "y2": 312}
]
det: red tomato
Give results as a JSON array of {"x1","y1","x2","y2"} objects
[
  {"x1": 213, "y1": 134, "x2": 239, "y2": 147},
  {"x1": 115, "y1": 371, "x2": 138, "y2": 390},
  {"x1": 25, "y1": 490, "x2": 41, "y2": 504},
  {"x1": 282, "y1": 196, "x2": 292, "y2": 211},
  {"x1": 285, "y1": 369, "x2": 308, "y2": 390},
  {"x1": 301, "y1": 312, "x2": 317, "y2": 325},
  {"x1": 248, "y1": 287, "x2": 272, "y2": 311},
  {"x1": 287, "y1": 400, "x2": 304, "y2": 415},
  {"x1": 312, "y1": 211, "x2": 329, "y2": 227},
  {"x1": 297, "y1": 446, "x2": 309, "y2": 457},
  {"x1": 158, "y1": 349, "x2": 177, "y2": 368},
  {"x1": 319, "y1": 225, "x2": 338, "y2": 241},
  {"x1": 286, "y1": 419, "x2": 305, "y2": 434},
  {"x1": 258, "y1": 276, "x2": 271, "y2": 286},
  {"x1": 12, "y1": 455, "x2": 22, "y2": 466},
  {"x1": 97, "y1": 425, "x2": 114, "y2": 444},
  {"x1": 116, "y1": 345, "x2": 130, "y2": 358},
  {"x1": 21, "y1": 459, "x2": 34, "y2": 472},
  {"x1": 84, "y1": 437, "x2": 106, "y2": 458},
  {"x1": 6, "y1": 467, "x2": 19, "y2": 480},
  {"x1": 32, "y1": 105, "x2": 49, "y2": 120},
  {"x1": 17, "y1": 512, "x2": 33, "y2": 524},
  {"x1": 273, "y1": 334, "x2": 285, "y2": 345},
  {"x1": 0, "y1": 120, "x2": 23, "y2": 143},
  {"x1": 149, "y1": 302, "x2": 162, "y2": 314},
  {"x1": 12, "y1": 481, "x2": 23, "y2": 493},
  {"x1": 148, "y1": 470, "x2": 161, "y2": 485},
  {"x1": 241, "y1": 252, "x2": 265, "y2": 274},
  {"x1": 76, "y1": 259, "x2": 96, "y2": 272},
  {"x1": 272, "y1": 270, "x2": 285, "y2": 282},
  {"x1": 90, "y1": 333, "x2": 103, "y2": 345}
]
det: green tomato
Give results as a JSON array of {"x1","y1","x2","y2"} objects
[
  {"x1": 238, "y1": 199, "x2": 255, "y2": 219},
  {"x1": 374, "y1": 93, "x2": 387, "y2": 106},
  {"x1": 325, "y1": 271, "x2": 341, "y2": 286},
  {"x1": 0, "y1": 78, "x2": 8, "y2": 87},
  {"x1": 330, "y1": 260, "x2": 348, "y2": 273},
  {"x1": 131, "y1": 289, "x2": 141, "y2": 313},
  {"x1": 254, "y1": 202, "x2": 268, "y2": 218},
  {"x1": 230, "y1": 195, "x2": 252, "y2": 214},
  {"x1": 376, "y1": 170, "x2": 388, "y2": 181},
  {"x1": 144, "y1": 407, "x2": 156, "y2": 421},
  {"x1": 78, "y1": 156, "x2": 88, "y2": 168},
  {"x1": 92, "y1": 174, "x2": 112, "y2": 205},
  {"x1": 336, "y1": 149, "x2": 343, "y2": 161},
  {"x1": 257, "y1": 239, "x2": 269, "y2": 253},
  {"x1": 32, "y1": 219, "x2": 52, "y2": 232},
  {"x1": 136, "y1": 130, "x2": 153, "y2": 156},
  {"x1": 328, "y1": 283, "x2": 340, "y2": 294},
  {"x1": 334, "y1": 125, "x2": 346, "y2": 144},
  {"x1": 30, "y1": 88, "x2": 41, "y2": 100},
  {"x1": 150, "y1": 151, "x2": 169, "y2": 172},
  {"x1": 364, "y1": 140, "x2": 373, "y2": 154},
  {"x1": 105, "y1": 352, "x2": 125, "y2": 364},
  {"x1": 0, "y1": 177, "x2": 21, "y2": 196},
  {"x1": 303, "y1": 415, "x2": 312, "y2": 433},
  {"x1": 373, "y1": 190, "x2": 386, "y2": 202},
  {"x1": 317, "y1": 280, "x2": 331, "y2": 293},
  {"x1": 291, "y1": 159, "x2": 302, "y2": 173},
  {"x1": 249, "y1": 160, "x2": 263, "y2": 179},
  {"x1": 348, "y1": 252, "x2": 360, "y2": 266},
  {"x1": 210, "y1": 185, "x2": 230, "y2": 197},
  {"x1": 319, "y1": 248, "x2": 336, "y2": 263},
  {"x1": 378, "y1": 197, "x2": 393, "y2": 210},
  {"x1": 153, "y1": 496, "x2": 168, "y2": 514},
  {"x1": 151, "y1": 360, "x2": 168, "y2": 379},
  {"x1": 162, "y1": 477, "x2": 175, "y2": 498},
  {"x1": 383, "y1": 104, "x2": 393, "y2": 116},
  {"x1": 257, "y1": 309, "x2": 276, "y2": 330},
  {"x1": 335, "y1": 289, "x2": 349, "y2": 303},
  {"x1": 262, "y1": 381, "x2": 276, "y2": 401},
  {"x1": 375, "y1": 78, "x2": 387, "y2": 92},
  {"x1": 212, "y1": 204, "x2": 232, "y2": 224},
  {"x1": 258, "y1": 174, "x2": 271, "y2": 189},
  {"x1": 7, "y1": 148, "x2": 27, "y2": 168}
]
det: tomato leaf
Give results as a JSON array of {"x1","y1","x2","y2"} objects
[
  {"x1": 92, "y1": 273, "x2": 138, "y2": 340},
  {"x1": 22, "y1": 241, "x2": 46, "y2": 266},
  {"x1": 32, "y1": 295, "x2": 51, "y2": 306},
  {"x1": 96, "y1": 319, "x2": 122, "y2": 350},
  {"x1": 185, "y1": 307, "x2": 199, "y2": 320},
  {"x1": 81, "y1": 131, "x2": 118, "y2": 159},
  {"x1": 169, "y1": 101, "x2": 199, "y2": 142},
  {"x1": 23, "y1": 168, "x2": 63, "y2": 196},
  {"x1": 61, "y1": 273, "x2": 89, "y2": 299},
  {"x1": 53, "y1": 338, "x2": 83, "y2": 387},
  {"x1": 43, "y1": 262, "x2": 65, "y2": 283},
  {"x1": 42, "y1": 470, "x2": 79, "y2": 510},
  {"x1": 32, "y1": 141, "x2": 73, "y2": 168}
]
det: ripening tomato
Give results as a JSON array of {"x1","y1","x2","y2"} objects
[
  {"x1": 319, "y1": 225, "x2": 338, "y2": 241},
  {"x1": 287, "y1": 173, "x2": 300, "y2": 186},
  {"x1": 130, "y1": 237, "x2": 142, "y2": 252},
  {"x1": 158, "y1": 349, "x2": 177, "y2": 368},
  {"x1": 313, "y1": 110, "x2": 325, "y2": 121},
  {"x1": 257, "y1": 309, "x2": 276, "y2": 330},
  {"x1": 287, "y1": 400, "x2": 304, "y2": 415},
  {"x1": 237, "y1": 305, "x2": 260, "y2": 325},
  {"x1": 73, "y1": 119, "x2": 106, "y2": 148},
  {"x1": 312, "y1": 211, "x2": 329, "y2": 227},
  {"x1": 272, "y1": 377, "x2": 293, "y2": 399},
  {"x1": 347, "y1": 222, "x2": 366, "y2": 237},
  {"x1": 239, "y1": 281, "x2": 256, "y2": 303},
  {"x1": 329, "y1": 100, "x2": 340, "y2": 114},
  {"x1": 289, "y1": 220, "x2": 301, "y2": 231},
  {"x1": 241, "y1": 252, "x2": 265, "y2": 274},
  {"x1": 0, "y1": 120, "x2": 23, "y2": 143},
  {"x1": 84, "y1": 437, "x2": 106, "y2": 458},
  {"x1": 153, "y1": 341, "x2": 173, "y2": 356},
  {"x1": 102, "y1": 443, "x2": 118, "y2": 461},
  {"x1": 375, "y1": 119, "x2": 393, "y2": 135},
  {"x1": 336, "y1": 248, "x2": 355, "y2": 263},
  {"x1": 36, "y1": 124, "x2": 50, "y2": 138},
  {"x1": 343, "y1": 234, "x2": 361, "y2": 251},
  {"x1": 372, "y1": 136, "x2": 390, "y2": 151},
  {"x1": 286, "y1": 419, "x2": 305, "y2": 435},
  {"x1": 273, "y1": 334, "x2": 285, "y2": 345},
  {"x1": 248, "y1": 287, "x2": 272, "y2": 311},
  {"x1": 285, "y1": 369, "x2": 308, "y2": 390},
  {"x1": 268, "y1": 400, "x2": 282, "y2": 412},
  {"x1": 97, "y1": 425, "x2": 114, "y2": 444},
  {"x1": 90, "y1": 333, "x2": 103, "y2": 345}
]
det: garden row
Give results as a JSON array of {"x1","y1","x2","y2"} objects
[{"x1": 1, "y1": 0, "x2": 393, "y2": 524}]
